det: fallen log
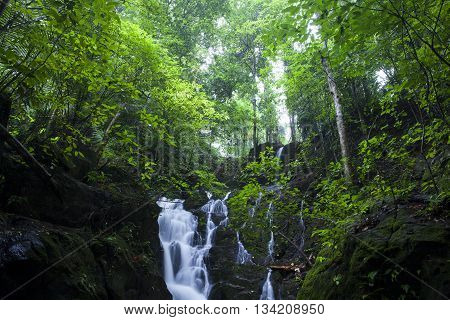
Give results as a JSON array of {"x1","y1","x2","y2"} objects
[{"x1": 269, "y1": 263, "x2": 306, "y2": 273}]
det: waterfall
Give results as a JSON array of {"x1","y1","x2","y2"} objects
[
  {"x1": 261, "y1": 231, "x2": 275, "y2": 299},
  {"x1": 157, "y1": 193, "x2": 229, "y2": 300},
  {"x1": 276, "y1": 146, "x2": 284, "y2": 159},
  {"x1": 256, "y1": 192, "x2": 262, "y2": 206},
  {"x1": 260, "y1": 269, "x2": 275, "y2": 300},
  {"x1": 249, "y1": 192, "x2": 263, "y2": 217},
  {"x1": 267, "y1": 231, "x2": 274, "y2": 262},
  {"x1": 266, "y1": 202, "x2": 273, "y2": 226},
  {"x1": 201, "y1": 192, "x2": 231, "y2": 229},
  {"x1": 236, "y1": 232, "x2": 253, "y2": 265}
]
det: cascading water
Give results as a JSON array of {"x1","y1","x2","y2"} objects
[
  {"x1": 266, "y1": 231, "x2": 274, "y2": 263},
  {"x1": 261, "y1": 205, "x2": 276, "y2": 298},
  {"x1": 256, "y1": 192, "x2": 262, "y2": 206},
  {"x1": 157, "y1": 193, "x2": 229, "y2": 300},
  {"x1": 260, "y1": 269, "x2": 275, "y2": 300},
  {"x1": 202, "y1": 192, "x2": 231, "y2": 228},
  {"x1": 236, "y1": 231, "x2": 253, "y2": 265},
  {"x1": 276, "y1": 146, "x2": 284, "y2": 159},
  {"x1": 249, "y1": 192, "x2": 263, "y2": 217},
  {"x1": 266, "y1": 202, "x2": 273, "y2": 225}
]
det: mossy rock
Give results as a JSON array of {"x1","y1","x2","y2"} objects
[
  {"x1": 0, "y1": 211, "x2": 170, "y2": 299},
  {"x1": 0, "y1": 212, "x2": 107, "y2": 299},
  {"x1": 298, "y1": 208, "x2": 450, "y2": 299},
  {"x1": 209, "y1": 227, "x2": 287, "y2": 299}
]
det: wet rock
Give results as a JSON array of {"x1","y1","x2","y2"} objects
[
  {"x1": 208, "y1": 228, "x2": 270, "y2": 300},
  {"x1": 297, "y1": 208, "x2": 450, "y2": 299},
  {"x1": 0, "y1": 211, "x2": 170, "y2": 299}
]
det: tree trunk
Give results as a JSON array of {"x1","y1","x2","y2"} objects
[
  {"x1": 252, "y1": 98, "x2": 258, "y2": 160},
  {"x1": 289, "y1": 112, "x2": 296, "y2": 143},
  {"x1": 321, "y1": 47, "x2": 352, "y2": 181}
]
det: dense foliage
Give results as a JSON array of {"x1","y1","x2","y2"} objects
[{"x1": 0, "y1": 0, "x2": 448, "y2": 279}]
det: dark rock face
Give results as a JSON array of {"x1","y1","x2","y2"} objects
[
  {"x1": 298, "y1": 208, "x2": 450, "y2": 299},
  {"x1": 1, "y1": 158, "x2": 111, "y2": 228},
  {"x1": 207, "y1": 227, "x2": 300, "y2": 300},
  {"x1": 248, "y1": 142, "x2": 283, "y2": 161},
  {"x1": 208, "y1": 228, "x2": 268, "y2": 300},
  {"x1": 0, "y1": 158, "x2": 170, "y2": 300},
  {"x1": 0, "y1": 211, "x2": 171, "y2": 299}
]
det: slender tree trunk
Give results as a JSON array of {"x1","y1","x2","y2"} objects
[
  {"x1": 252, "y1": 98, "x2": 258, "y2": 160},
  {"x1": 136, "y1": 125, "x2": 141, "y2": 178},
  {"x1": 321, "y1": 46, "x2": 352, "y2": 181},
  {"x1": 241, "y1": 128, "x2": 247, "y2": 158},
  {"x1": 289, "y1": 112, "x2": 296, "y2": 143}
]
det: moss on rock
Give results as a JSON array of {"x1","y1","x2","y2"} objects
[
  {"x1": 298, "y1": 208, "x2": 450, "y2": 299},
  {"x1": 0, "y1": 211, "x2": 170, "y2": 299}
]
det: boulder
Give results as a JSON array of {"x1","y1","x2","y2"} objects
[
  {"x1": 208, "y1": 228, "x2": 268, "y2": 300},
  {"x1": 297, "y1": 208, "x2": 450, "y2": 299},
  {"x1": 0, "y1": 211, "x2": 171, "y2": 299}
]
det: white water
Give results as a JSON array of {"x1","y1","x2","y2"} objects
[
  {"x1": 157, "y1": 193, "x2": 229, "y2": 300},
  {"x1": 256, "y1": 192, "x2": 262, "y2": 206},
  {"x1": 276, "y1": 146, "x2": 284, "y2": 159},
  {"x1": 260, "y1": 269, "x2": 275, "y2": 300},
  {"x1": 201, "y1": 191, "x2": 229, "y2": 252},
  {"x1": 249, "y1": 192, "x2": 263, "y2": 217},
  {"x1": 266, "y1": 201, "x2": 273, "y2": 224},
  {"x1": 267, "y1": 231, "x2": 275, "y2": 263},
  {"x1": 236, "y1": 232, "x2": 253, "y2": 265}
]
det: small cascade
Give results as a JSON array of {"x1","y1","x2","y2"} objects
[
  {"x1": 276, "y1": 146, "x2": 284, "y2": 159},
  {"x1": 157, "y1": 193, "x2": 229, "y2": 300},
  {"x1": 236, "y1": 232, "x2": 253, "y2": 265},
  {"x1": 266, "y1": 231, "x2": 275, "y2": 263},
  {"x1": 223, "y1": 192, "x2": 231, "y2": 201},
  {"x1": 249, "y1": 192, "x2": 263, "y2": 217},
  {"x1": 201, "y1": 192, "x2": 230, "y2": 229},
  {"x1": 266, "y1": 202, "x2": 273, "y2": 225},
  {"x1": 260, "y1": 269, "x2": 275, "y2": 300},
  {"x1": 256, "y1": 192, "x2": 262, "y2": 206}
]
